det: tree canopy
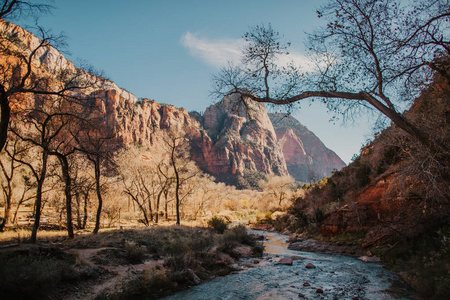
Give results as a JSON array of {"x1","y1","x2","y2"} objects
[{"x1": 211, "y1": 0, "x2": 450, "y2": 156}]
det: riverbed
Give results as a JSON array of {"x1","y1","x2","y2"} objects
[{"x1": 163, "y1": 230, "x2": 416, "y2": 300}]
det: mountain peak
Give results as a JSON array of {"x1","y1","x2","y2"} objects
[{"x1": 269, "y1": 113, "x2": 346, "y2": 181}]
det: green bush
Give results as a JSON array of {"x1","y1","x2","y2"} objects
[{"x1": 207, "y1": 216, "x2": 228, "y2": 234}]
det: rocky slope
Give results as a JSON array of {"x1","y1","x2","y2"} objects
[
  {"x1": 283, "y1": 73, "x2": 450, "y2": 299},
  {"x1": 191, "y1": 94, "x2": 288, "y2": 182},
  {"x1": 269, "y1": 113, "x2": 346, "y2": 182}
]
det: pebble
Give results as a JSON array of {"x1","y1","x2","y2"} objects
[
  {"x1": 305, "y1": 262, "x2": 316, "y2": 269},
  {"x1": 316, "y1": 288, "x2": 324, "y2": 293},
  {"x1": 303, "y1": 282, "x2": 310, "y2": 286}
]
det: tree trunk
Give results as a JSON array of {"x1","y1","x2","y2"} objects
[
  {"x1": 361, "y1": 92, "x2": 449, "y2": 156},
  {"x1": 0, "y1": 92, "x2": 10, "y2": 152},
  {"x1": 147, "y1": 198, "x2": 153, "y2": 223},
  {"x1": 57, "y1": 155, "x2": 74, "y2": 238},
  {"x1": 93, "y1": 157, "x2": 102, "y2": 234},
  {"x1": 0, "y1": 198, "x2": 11, "y2": 232},
  {"x1": 171, "y1": 148, "x2": 181, "y2": 225},
  {"x1": 0, "y1": 182, "x2": 12, "y2": 232},
  {"x1": 155, "y1": 188, "x2": 164, "y2": 224},
  {"x1": 82, "y1": 191, "x2": 88, "y2": 229},
  {"x1": 30, "y1": 151, "x2": 48, "y2": 243},
  {"x1": 164, "y1": 189, "x2": 169, "y2": 220},
  {"x1": 75, "y1": 194, "x2": 82, "y2": 229}
]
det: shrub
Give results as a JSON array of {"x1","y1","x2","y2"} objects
[
  {"x1": 207, "y1": 216, "x2": 228, "y2": 234},
  {"x1": 0, "y1": 254, "x2": 75, "y2": 300},
  {"x1": 221, "y1": 225, "x2": 264, "y2": 257},
  {"x1": 356, "y1": 164, "x2": 372, "y2": 187},
  {"x1": 124, "y1": 240, "x2": 147, "y2": 264},
  {"x1": 114, "y1": 264, "x2": 176, "y2": 300}
]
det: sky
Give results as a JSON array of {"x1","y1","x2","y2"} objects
[{"x1": 16, "y1": 0, "x2": 378, "y2": 164}]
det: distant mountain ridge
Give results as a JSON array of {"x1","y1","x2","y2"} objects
[{"x1": 269, "y1": 113, "x2": 346, "y2": 182}]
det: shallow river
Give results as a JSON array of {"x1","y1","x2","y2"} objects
[{"x1": 163, "y1": 230, "x2": 416, "y2": 300}]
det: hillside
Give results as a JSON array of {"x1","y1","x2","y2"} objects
[{"x1": 280, "y1": 72, "x2": 450, "y2": 299}]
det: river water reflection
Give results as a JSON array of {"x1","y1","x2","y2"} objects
[{"x1": 163, "y1": 230, "x2": 416, "y2": 300}]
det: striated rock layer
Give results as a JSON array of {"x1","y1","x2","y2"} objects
[
  {"x1": 193, "y1": 94, "x2": 288, "y2": 180},
  {"x1": 269, "y1": 113, "x2": 346, "y2": 182}
]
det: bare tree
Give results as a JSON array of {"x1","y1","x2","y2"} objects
[
  {"x1": 259, "y1": 174, "x2": 295, "y2": 207},
  {"x1": 0, "y1": 1, "x2": 52, "y2": 21},
  {"x1": 163, "y1": 132, "x2": 200, "y2": 225},
  {"x1": 72, "y1": 102, "x2": 118, "y2": 234},
  {"x1": 9, "y1": 91, "x2": 87, "y2": 240},
  {"x1": 117, "y1": 147, "x2": 155, "y2": 226},
  {"x1": 211, "y1": 0, "x2": 450, "y2": 157},
  {"x1": 0, "y1": 138, "x2": 24, "y2": 230},
  {"x1": 71, "y1": 156, "x2": 94, "y2": 229}
]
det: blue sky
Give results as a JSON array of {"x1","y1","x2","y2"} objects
[{"x1": 18, "y1": 0, "x2": 377, "y2": 164}]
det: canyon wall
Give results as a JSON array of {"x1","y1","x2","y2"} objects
[{"x1": 3, "y1": 20, "x2": 345, "y2": 185}]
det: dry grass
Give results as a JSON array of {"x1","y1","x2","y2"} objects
[
  {"x1": 0, "y1": 223, "x2": 263, "y2": 300},
  {"x1": 0, "y1": 229, "x2": 68, "y2": 244}
]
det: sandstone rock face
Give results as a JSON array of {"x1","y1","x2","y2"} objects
[
  {"x1": 0, "y1": 20, "x2": 137, "y2": 104},
  {"x1": 269, "y1": 113, "x2": 346, "y2": 182},
  {"x1": 198, "y1": 94, "x2": 288, "y2": 179}
]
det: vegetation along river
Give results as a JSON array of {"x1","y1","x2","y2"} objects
[{"x1": 163, "y1": 230, "x2": 416, "y2": 300}]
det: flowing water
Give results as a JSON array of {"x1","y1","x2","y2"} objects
[{"x1": 163, "y1": 230, "x2": 416, "y2": 300}]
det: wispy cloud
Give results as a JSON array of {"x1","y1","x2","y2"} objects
[
  {"x1": 181, "y1": 32, "x2": 243, "y2": 68},
  {"x1": 181, "y1": 31, "x2": 313, "y2": 71},
  {"x1": 276, "y1": 51, "x2": 314, "y2": 72}
]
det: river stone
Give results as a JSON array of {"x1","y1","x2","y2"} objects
[
  {"x1": 316, "y1": 288, "x2": 324, "y2": 293},
  {"x1": 305, "y1": 262, "x2": 316, "y2": 269},
  {"x1": 358, "y1": 256, "x2": 381, "y2": 263},
  {"x1": 292, "y1": 255, "x2": 306, "y2": 260},
  {"x1": 275, "y1": 257, "x2": 293, "y2": 265},
  {"x1": 186, "y1": 268, "x2": 201, "y2": 285}
]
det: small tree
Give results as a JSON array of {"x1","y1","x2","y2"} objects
[
  {"x1": 162, "y1": 132, "x2": 200, "y2": 225},
  {"x1": 0, "y1": 139, "x2": 24, "y2": 231},
  {"x1": 259, "y1": 174, "x2": 295, "y2": 210},
  {"x1": 116, "y1": 147, "x2": 156, "y2": 226}
]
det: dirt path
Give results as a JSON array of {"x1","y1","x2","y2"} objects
[{"x1": 62, "y1": 248, "x2": 161, "y2": 300}]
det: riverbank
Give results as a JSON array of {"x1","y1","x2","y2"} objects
[
  {"x1": 164, "y1": 230, "x2": 416, "y2": 299},
  {"x1": 0, "y1": 225, "x2": 263, "y2": 300},
  {"x1": 252, "y1": 222, "x2": 447, "y2": 299}
]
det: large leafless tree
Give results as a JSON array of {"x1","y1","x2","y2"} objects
[
  {"x1": 0, "y1": 0, "x2": 92, "y2": 152},
  {"x1": 211, "y1": 0, "x2": 450, "y2": 158}
]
